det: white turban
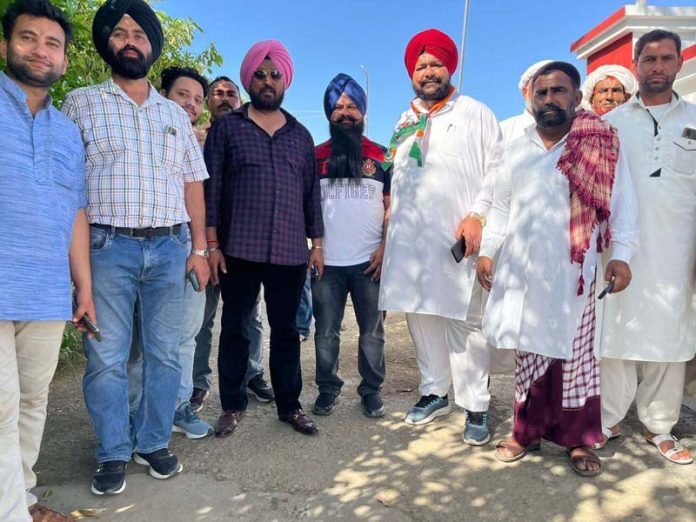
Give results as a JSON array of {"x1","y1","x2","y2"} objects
[
  {"x1": 518, "y1": 60, "x2": 553, "y2": 91},
  {"x1": 581, "y1": 65, "x2": 637, "y2": 110}
]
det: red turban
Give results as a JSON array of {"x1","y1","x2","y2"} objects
[{"x1": 404, "y1": 29, "x2": 458, "y2": 76}]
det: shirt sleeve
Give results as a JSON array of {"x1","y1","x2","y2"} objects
[
  {"x1": 60, "y1": 91, "x2": 78, "y2": 123},
  {"x1": 303, "y1": 134, "x2": 324, "y2": 239},
  {"x1": 606, "y1": 147, "x2": 639, "y2": 263},
  {"x1": 383, "y1": 164, "x2": 392, "y2": 195},
  {"x1": 203, "y1": 118, "x2": 226, "y2": 228},
  {"x1": 470, "y1": 107, "x2": 504, "y2": 217},
  {"x1": 479, "y1": 154, "x2": 512, "y2": 259},
  {"x1": 74, "y1": 140, "x2": 88, "y2": 209},
  {"x1": 182, "y1": 118, "x2": 209, "y2": 183}
]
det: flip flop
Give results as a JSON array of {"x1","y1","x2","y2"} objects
[
  {"x1": 645, "y1": 434, "x2": 693, "y2": 465},
  {"x1": 567, "y1": 447, "x2": 602, "y2": 477},
  {"x1": 592, "y1": 426, "x2": 621, "y2": 450},
  {"x1": 494, "y1": 439, "x2": 541, "y2": 463}
]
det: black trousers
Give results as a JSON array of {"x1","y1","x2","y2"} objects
[{"x1": 218, "y1": 256, "x2": 306, "y2": 415}]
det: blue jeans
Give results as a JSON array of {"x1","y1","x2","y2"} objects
[
  {"x1": 192, "y1": 284, "x2": 264, "y2": 390},
  {"x1": 296, "y1": 272, "x2": 312, "y2": 336},
  {"x1": 311, "y1": 262, "x2": 385, "y2": 397},
  {"x1": 83, "y1": 225, "x2": 188, "y2": 463}
]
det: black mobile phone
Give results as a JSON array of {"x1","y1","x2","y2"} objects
[
  {"x1": 450, "y1": 237, "x2": 466, "y2": 263},
  {"x1": 310, "y1": 265, "x2": 319, "y2": 279},
  {"x1": 188, "y1": 269, "x2": 200, "y2": 292},
  {"x1": 72, "y1": 296, "x2": 102, "y2": 342},
  {"x1": 598, "y1": 280, "x2": 615, "y2": 300}
]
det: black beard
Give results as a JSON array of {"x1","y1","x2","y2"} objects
[
  {"x1": 106, "y1": 45, "x2": 152, "y2": 80},
  {"x1": 534, "y1": 104, "x2": 572, "y2": 128},
  {"x1": 414, "y1": 78, "x2": 451, "y2": 101},
  {"x1": 640, "y1": 75, "x2": 674, "y2": 94},
  {"x1": 6, "y1": 48, "x2": 62, "y2": 88},
  {"x1": 249, "y1": 86, "x2": 284, "y2": 111},
  {"x1": 327, "y1": 120, "x2": 364, "y2": 182}
]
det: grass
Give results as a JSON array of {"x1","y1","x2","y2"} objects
[{"x1": 59, "y1": 322, "x2": 85, "y2": 365}]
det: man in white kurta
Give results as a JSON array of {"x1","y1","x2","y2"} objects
[
  {"x1": 479, "y1": 62, "x2": 638, "y2": 476},
  {"x1": 379, "y1": 28, "x2": 502, "y2": 445},
  {"x1": 499, "y1": 60, "x2": 552, "y2": 144},
  {"x1": 600, "y1": 30, "x2": 695, "y2": 465}
]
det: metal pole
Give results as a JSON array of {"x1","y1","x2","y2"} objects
[
  {"x1": 360, "y1": 64, "x2": 369, "y2": 137},
  {"x1": 458, "y1": 0, "x2": 471, "y2": 91}
]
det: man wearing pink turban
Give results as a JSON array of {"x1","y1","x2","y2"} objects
[{"x1": 239, "y1": 39, "x2": 294, "y2": 93}]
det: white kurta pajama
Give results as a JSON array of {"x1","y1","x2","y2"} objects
[
  {"x1": 379, "y1": 92, "x2": 502, "y2": 412},
  {"x1": 601, "y1": 94, "x2": 696, "y2": 434}
]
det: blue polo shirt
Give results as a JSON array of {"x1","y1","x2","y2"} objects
[{"x1": 0, "y1": 72, "x2": 87, "y2": 321}]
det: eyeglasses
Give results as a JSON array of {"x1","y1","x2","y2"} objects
[{"x1": 253, "y1": 69, "x2": 283, "y2": 81}]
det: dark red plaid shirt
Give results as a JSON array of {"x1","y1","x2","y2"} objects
[{"x1": 204, "y1": 104, "x2": 323, "y2": 265}]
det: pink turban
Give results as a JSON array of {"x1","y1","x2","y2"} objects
[{"x1": 239, "y1": 40, "x2": 294, "y2": 92}]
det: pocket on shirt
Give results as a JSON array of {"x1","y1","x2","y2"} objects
[
  {"x1": 671, "y1": 137, "x2": 696, "y2": 175},
  {"x1": 89, "y1": 124, "x2": 126, "y2": 160},
  {"x1": 50, "y1": 150, "x2": 78, "y2": 189},
  {"x1": 160, "y1": 132, "x2": 185, "y2": 171}
]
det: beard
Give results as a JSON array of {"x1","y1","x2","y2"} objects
[
  {"x1": 413, "y1": 77, "x2": 451, "y2": 102},
  {"x1": 327, "y1": 118, "x2": 364, "y2": 182},
  {"x1": 640, "y1": 74, "x2": 675, "y2": 94},
  {"x1": 105, "y1": 45, "x2": 152, "y2": 80},
  {"x1": 249, "y1": 86, "x2": 284, "y2": 111},
  {"x1": 533, "y1": 103, "x2": 574, "y2": 128},
  {"x1": 6, "y1": 47, "x2": 63, "y2": 88}
]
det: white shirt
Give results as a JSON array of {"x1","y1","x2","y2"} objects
[
  {"x1": 500, "y1": 110, "x2": 535, "y2": 145},
  {"x1": 379, "y1": 92, "x2": 503, "y2": 320},
  {"x1": 480, "y1": 126, "x2": 639, "y2": 359},
  {"x1": 601, "y1": 94, "x2": 696, "y2": 362}
]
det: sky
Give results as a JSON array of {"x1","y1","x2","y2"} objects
[{"x1": 159, "y1": 0, "x2": 694, "y2": 145}]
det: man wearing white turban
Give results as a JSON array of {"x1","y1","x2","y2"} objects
[
  {"x1": 499, "y1": 60, "x2": 552, "y2": 144},
  {"x1": 581, "y1": 64, "x2": 637, "y2": 115}
]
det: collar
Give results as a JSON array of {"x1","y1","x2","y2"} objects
[
  {"x1": 100, "y1": 77, "x2": 164, "y2": 107},
  {"x1": 409, "y1": 89, "x2": 459, "y2": 117},
  {"x1": 0, "y1": 71, "x2": 52, "y2": 110},
  {"x1": 528, "y1": 124, "x2": 568, "y2": 152},
  {"x1": 629, "y1": 91, "x2": 681, "y2": 112},
  {"x1": 238, "y1": 102, "x2": 298, "y2": 126},
  {"x1": 315, "y1": 136, "x2": 385, "y2": 162}
]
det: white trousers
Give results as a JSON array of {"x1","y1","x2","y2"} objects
[
  {"x1": 405, "y1": 286, "x2": 490, "y2": 412},
  {"x1": 601, "y1": 357, "x2": 686, "y2": 434},
  {"x1": 0, "y1": 320, "x2": 65, "y2": 522}
]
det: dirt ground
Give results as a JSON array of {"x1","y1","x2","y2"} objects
[{"x1": 35, "y1": 300, "x2": 696, "y2": 521}]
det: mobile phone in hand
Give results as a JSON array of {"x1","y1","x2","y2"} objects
[
  {"x1": 598, "y1": 280, "x2": 615, "y2": 299},
  {"x1": 188, "y1": 269, "x2": 200, "y2": 292},
  {"x1": 72, "y1": 296, "x2": 102, "y2": 342},
  {"x1": 451, "y1": 237, "x2": 466, "y2": 263}
]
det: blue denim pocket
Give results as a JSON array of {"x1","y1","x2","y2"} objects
[
  {"x1": 90, "y1": 227, "x2": 111, "y2": 252},
  {"x1": 171, "y1": 223, "x2": 191, "y2": 248}
]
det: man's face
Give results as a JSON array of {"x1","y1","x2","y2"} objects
[
  {"x1": 412, "y1": 52, "x2": 451, "y2": 102},
  {"x1": 634, "y1": 38, "x2": 683, "y2": 95},
  {"x1": 0, "y1": 14, "x2": 67, "y2": 88},
  {"x1": 329, "y1": 92, "x2": 364, "y2": 130},
  {"x1": 248, "y1": 59, "x2": 285, "y2": 111},
  {"x1": 591, "y1": 77, "x2": 628, "y2": 115},
  {"x1": 164, "y1": 76, "x2": 205, "y2": 124},
  {"x1": 531, "y1": 71, "x2": 582, "y2": 129},
  {"x1": 105, "y1": 15, "x2": 153, "y2": 79},
  {"x1": 207, "y1": 80, "x2": 240, "y2": 120}
]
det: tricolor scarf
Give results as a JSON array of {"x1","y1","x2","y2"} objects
[
  {"x1": 556, "y1": 110, "x2": 619, "y2": 295},
  {"x1": 382, "y1": 86, "x2": 455, "y2": 169}
]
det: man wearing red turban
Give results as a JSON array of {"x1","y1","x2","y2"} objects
[{"x1": 379, "y1": 28, "x2": 503, "y2": 446}]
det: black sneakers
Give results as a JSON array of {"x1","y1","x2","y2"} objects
[
  {"x1": 190, "y1": 387, "x2": 209, "y2": 413},
  {"x1": 91, "y1": 460, "x2": 127, "y2": 496},
  {"x1": 247, "y1": 374, "x2": 275, "y2": 402},
  {"x1": 133, "y1": 449, "x2": 183, "y2": 479},
  {"x1": 313, "y1": 392, "x2": 340, "y2": 416},
  {"x1": 362, "y1": 393, "x2": 386, "y2": 418}
]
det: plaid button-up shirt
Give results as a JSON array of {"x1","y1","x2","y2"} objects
[
  {"x1": 204, "y1": 105, "x2": 323, "y2": 266},
  {"x1": 62, "y1": 79, "x2": 208, "y2": 227}
]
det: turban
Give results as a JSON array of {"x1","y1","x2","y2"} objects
[
  {"x1": 404, "y1": 29, "x2": 458, "y2": 76},
  {"x1": 518, "y1": 59, "x2": 553, "y2": 91},
  {"x1": 240, "y1": 40, "x2": 293, "y2": 92},
  {"x1": 323, "y1": 73, "x2": 367, "y2": 119},
  {"x1": 581, "y1": 64, "x2": 637, "y2": 110},
  {"x1": 92, "y1": 0, "x2": 164, "y2": 63}
]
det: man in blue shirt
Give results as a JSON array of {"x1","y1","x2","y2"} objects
[{"x1": 0, "y1": 1, "x2": 94, "y2": 521}]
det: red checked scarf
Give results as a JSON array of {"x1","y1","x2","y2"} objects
[{"x1": 556, "y1": 110, "x2": 619, "y2": 295}]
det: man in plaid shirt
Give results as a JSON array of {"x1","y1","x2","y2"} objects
[{"x1": 62, "y1": 0, "x2": 209, "y2": 496}]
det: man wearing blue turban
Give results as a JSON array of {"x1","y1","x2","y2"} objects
[{"x1": 311, "y1": 73, "x2": 391, "y2": 418}]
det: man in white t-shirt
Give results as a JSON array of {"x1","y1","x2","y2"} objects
[{"x1": 311, "y1": 73, "x2": 390, "y2": 418}]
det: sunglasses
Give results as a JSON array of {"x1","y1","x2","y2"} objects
[{"x1": 253, "y1": 69, "x2": 283, "y2": 80}]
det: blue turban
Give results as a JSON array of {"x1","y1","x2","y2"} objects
[{"x1": 323, "y1": 73, "x2": 367, "y2": 119}]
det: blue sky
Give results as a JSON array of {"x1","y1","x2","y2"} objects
[{"x1": 159, "y1": 0, "x2": 693, "y2": 145}]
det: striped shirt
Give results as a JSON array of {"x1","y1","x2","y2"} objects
[{"x1": 62, "y1": 79, "x2": 208, "y2": 227}]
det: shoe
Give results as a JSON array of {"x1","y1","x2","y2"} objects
[
  {"x1": 172, "y1": 401, "x2": 213, "y2": 439},
  {"x1": 91, "y1": 460, "x2": 127, "y2": 496},
  {"x1": 190, "y1": 387, "x2": 209, "y2": 413},
  {"x1": 279, "y1": 409, "x2": 319, "y2": 435},
  {"x1": 214, "y1": 409, "x2": 244, "y2": 437},
  {"x1": 299, "y1": 333, "x2": 309, "y2": 342},
  {"x1": 29, "y1": 503, "x2": 75, "y2": 521},
  {"x1": 247, "y1": 375, "x2": 275, "y2": 403},
  {"x1": 404, "y1": 394, "x2": 452, "y2": 425},
  {"x1": 462, "y1": 410, "x2": 491, "y2": 446},
  {"x1": 362, "y1": 393, "x2": 386, "y2": 418},
  {"x1": 313, "y1": 392, "x2": 339, "y2": 416},
  {"x1": 133, "y1": 448, "x2": 183, "y2": 479}
]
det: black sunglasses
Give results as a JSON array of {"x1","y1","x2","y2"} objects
[{"x1": 253, "y1": 69, "x2": 283, "y2": 80}]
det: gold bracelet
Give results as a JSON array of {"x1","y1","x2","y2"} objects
[{"x1": 311, "y1": 245, "x2": 323, "y2": 250}]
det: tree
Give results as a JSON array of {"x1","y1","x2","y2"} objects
[{"x1": 0, "y1": 0, "x2": 223, "y2": 105}]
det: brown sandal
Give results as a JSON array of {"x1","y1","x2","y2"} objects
[
  {"x1": 494, "y1": 438, "x2": 541, "y2": 463},
  {"x1": 567, "y1": 446, "x2": 602, "y2": 477}
]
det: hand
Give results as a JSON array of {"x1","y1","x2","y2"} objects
[
  {"x1": 455, "y1": 216, "x2": 483, "y2": 258},
  {"x1": 604, "y1": 259, "x2": 632, "y2": 294},
  {"x1": 476, "y1": 256, "x2": 494, "y2": 291},
  {"x1": 208, "y1": 249, "x2": 226, "y2": 286},
  {"x1": 364, "y1": 244, "x2": 385, "y2": 281},
  {"x1": 308, "y1": 248, "x2": 324, "y2": 281},
  {"x1": 72, "y1": 287, "x2": 97, "y2": 337},
  {"x1": 187, "y1": 253, "x2": 211, "y2": 291}
]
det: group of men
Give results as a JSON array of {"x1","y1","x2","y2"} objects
[{"x1": 1, "y1": 0, "x2": 694, "y2": 520}]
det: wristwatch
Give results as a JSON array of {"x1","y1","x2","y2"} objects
[
  {"x1": 191, "y1": 248, "x2": 209, "y2": 258},
  {"x1": 468, "y1": 212, "x2": 486, "y2": 228}
]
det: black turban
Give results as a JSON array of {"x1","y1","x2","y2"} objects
[{"x1": 92, "y1": 0, "x2": 164, "y2": 63}]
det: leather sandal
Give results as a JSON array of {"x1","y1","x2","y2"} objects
[
  {"x1": 645, "y1": 433, "x2": 693, "y2": 465},
  {"x1": 494, "y1": 438, "x2": 541, "y2": 463},
  {"x1": 567, "y1": 446, "x2": 602, "y2": 477},
  {"x1": 592, "y1": 426, "x2": 621, "y2": 450}
]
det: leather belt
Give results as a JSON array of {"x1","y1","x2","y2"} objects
[{"x1": 91, "y1": 223, "x2": 183, "y2": 238}]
